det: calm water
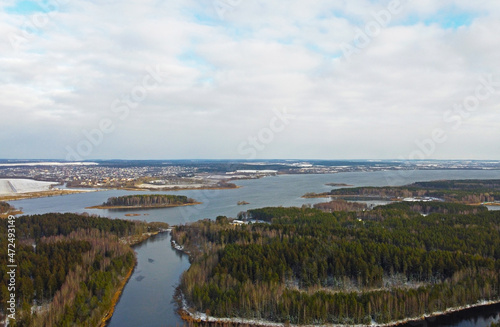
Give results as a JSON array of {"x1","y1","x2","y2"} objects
[
  {"x1": 402, "y1": 303, "x2": 500, "y2": 327},
  {"x1": 11, "y1": 170, "x2": 500, "y2": 223},
  {"x1": 9, "y1": 170, "x2": 500, "y2": 327},
  {"x1": 107, "y1": 232, "x2": 190, "y2": 327}
]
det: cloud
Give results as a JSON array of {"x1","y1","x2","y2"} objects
[{"x1": 1, "y1": 0, "x2": 499, "y2": 160}]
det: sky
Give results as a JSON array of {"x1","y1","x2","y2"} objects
[{"x1": 0, "y1": 0, "x2": 499, "y2": 160}]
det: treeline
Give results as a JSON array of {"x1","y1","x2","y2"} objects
[
  {"x1": 412, "y1": 179, "x2": 500, "y2": 191},
  {"x1": 377, "y1": 201, "x2": 488, "y2": 215},
  {"x1": 15, "y1": 213, "x2": 155, "y2": 239},
  {"x1": 313, "y1": 199, "x2": 367, "y2": 212},
  {"x1": 307, "y1": 179, "x2": 500, "y2": 204},
  {"x1": 0, "y1": 213, "x2": 164, "y2": 326},
  {"x1": 174, "y1": 204, "x2": 500, "y2": 325},
  {"x1": 103, "y1": 194, "x2": 196, "y2": 207}
]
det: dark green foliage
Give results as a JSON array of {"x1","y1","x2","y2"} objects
[
  {"x1": 411, "y1": 180, "x2": 500, "y2": 191},
  {"x1": 175, "y1": 205, "x2": 500, "y2": 325},
  {"x1": 0, "y1": 213, "x2": 151, "y2": 326},
  {"x1": 14, "y1": 213, "x2": 145, "y2": 240},
  {"x1": 313, "y1": 199, "x2": 367, "y2": 212},
  {"x1": 103, "y1": 194, "x2": 196, "y2": 206},
  {"x1": 216, "y1": 216, "x2": 230, "y2": 225},
  {"x1": 378, "y1": 201, "x2": 488, "y2": 215}
]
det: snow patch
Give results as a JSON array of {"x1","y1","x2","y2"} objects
[{"x1": 0, "y1": 179, "x2": 59, "y2": 195}]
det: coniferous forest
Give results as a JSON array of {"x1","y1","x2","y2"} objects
[
  {"x1": 0, "y1": 213, "x2": 168, "y2": 326},
  {"x1": 100, "y1": 194, "x2": 197, "y2": 207},
  {"x1": 174, "y1": 202, "x2": 500, "y2": 325}
]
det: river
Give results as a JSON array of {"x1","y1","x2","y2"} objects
[
  {"x1": 8, "y1": 170, "x2": 500, "y2": 327},
  {"x1": 107, "y1": 232, "x2": 189, "y2": 327}
]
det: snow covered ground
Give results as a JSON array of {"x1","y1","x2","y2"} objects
[{"x1": 0, "y1": 179, "x2": 59, "y2": 195}]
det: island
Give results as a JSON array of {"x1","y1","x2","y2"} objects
[
  {"x1": 86, "y1": 194, "x2": 201, "y2": 210},
  {"x1": 325, "y1": 183, "x2": 353, "y2": 187},
  {"x1": 173, "y1": 180, "x2": 500, "y2": 326},
  {"x1": 0, "y1": 213, "x2": 169, "y2": 326}
]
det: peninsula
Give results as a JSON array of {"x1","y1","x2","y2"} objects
[
  {"x1": 0, "y1": 201, "x2": 23, "y2": 218},
  {"x1": 304, "y1": 179, "x2": 500, "y2": 204},
  {"x1": 173, "y1": 180, "x2": 500, "y2": 326}
]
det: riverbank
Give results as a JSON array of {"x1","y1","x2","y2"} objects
[
  {"x1": 100, "y1": 262, "x2": 136, "y2": 327},
  {"x1": 120, "y1": 230, "x2": 169, "y2": 246},
  {"x1": 86, "y1": 202, "x2": 202, "y2": 210},
  {"x1": 178, "y1": 298, "x2": 500, "y2": 327}
]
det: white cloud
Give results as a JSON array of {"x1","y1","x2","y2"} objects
[{"x1": 0, "y1": 0, "x2": 499, "y2": 159}]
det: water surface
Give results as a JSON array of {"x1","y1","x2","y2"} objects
[{"x1": 107, "y1": 232, "x2": 190, "y2": 327}]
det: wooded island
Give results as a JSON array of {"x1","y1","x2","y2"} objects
[{"x1": 87, "y1": 194, "x2": 200, "y2": 209}]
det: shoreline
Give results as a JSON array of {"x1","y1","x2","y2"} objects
[
  {"x1": 85, "y1": 202, "x2": 202, "y2": 210},
  {"x1": 85, "y1": 185, "x2": 241, "y2": 192},
  {"x1": 302, "y1": 194, "x2": 395, "y2": 200},
  {"x1": 178, "y1": 298, "x2": 500, "y2": 327},
  {"x1": 100, "y1": 261, "x2": 136, "y2": 327},
  {"x1": 0, "y1": 210, "x2": 23, "y2": 218},
  {"x1": 0, "y1": 189, "x2": 94, "y2": 202}
]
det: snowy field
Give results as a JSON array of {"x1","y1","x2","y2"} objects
[{"x1": 0, "y1": 179, "x2": 59, "y2": 195}]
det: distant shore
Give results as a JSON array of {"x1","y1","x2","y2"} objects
[
  {"x1": 325, "y1": 183, "x2": 354, "y2": 187},
  {"x1": 121, "y1": 185, "x2": 241, "y2": 192},
  {"x1": 0, "y1": 189, "x2": 92, "y2": 201}
]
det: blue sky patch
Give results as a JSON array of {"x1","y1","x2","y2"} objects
[
  {"x1": 5, "y1": 0, "x2": 45, "y2": 15},
  {"x1": 401, "y1": 10, "x2": 477, "y2": 29},
  {"x1": 431, "y1": 12, "x2": 475, "y2": 29},
  {"x1": 178, "y1": 50, "x2": 214, "y2": 71}
]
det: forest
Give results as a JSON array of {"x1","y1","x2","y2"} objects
[
  {"x1": 0, "y1": 213, "x2": 168, "y2": 326},
  {"x1": 97, "y1": 194, "x2": 198, "y2": 208},
  {"x1": 174, "y1": 202, "x2": 500, "y2": 325},
  {"x1": 313, "y1": 199, "x2": 367, "y2": 212},
  {"x1": 304, "y1": 179, "x2": 500, "y2": 204}
]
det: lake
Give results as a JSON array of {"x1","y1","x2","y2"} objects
[{"x1": 9, "y1": 170, "x2": 500, "y2": 327}]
